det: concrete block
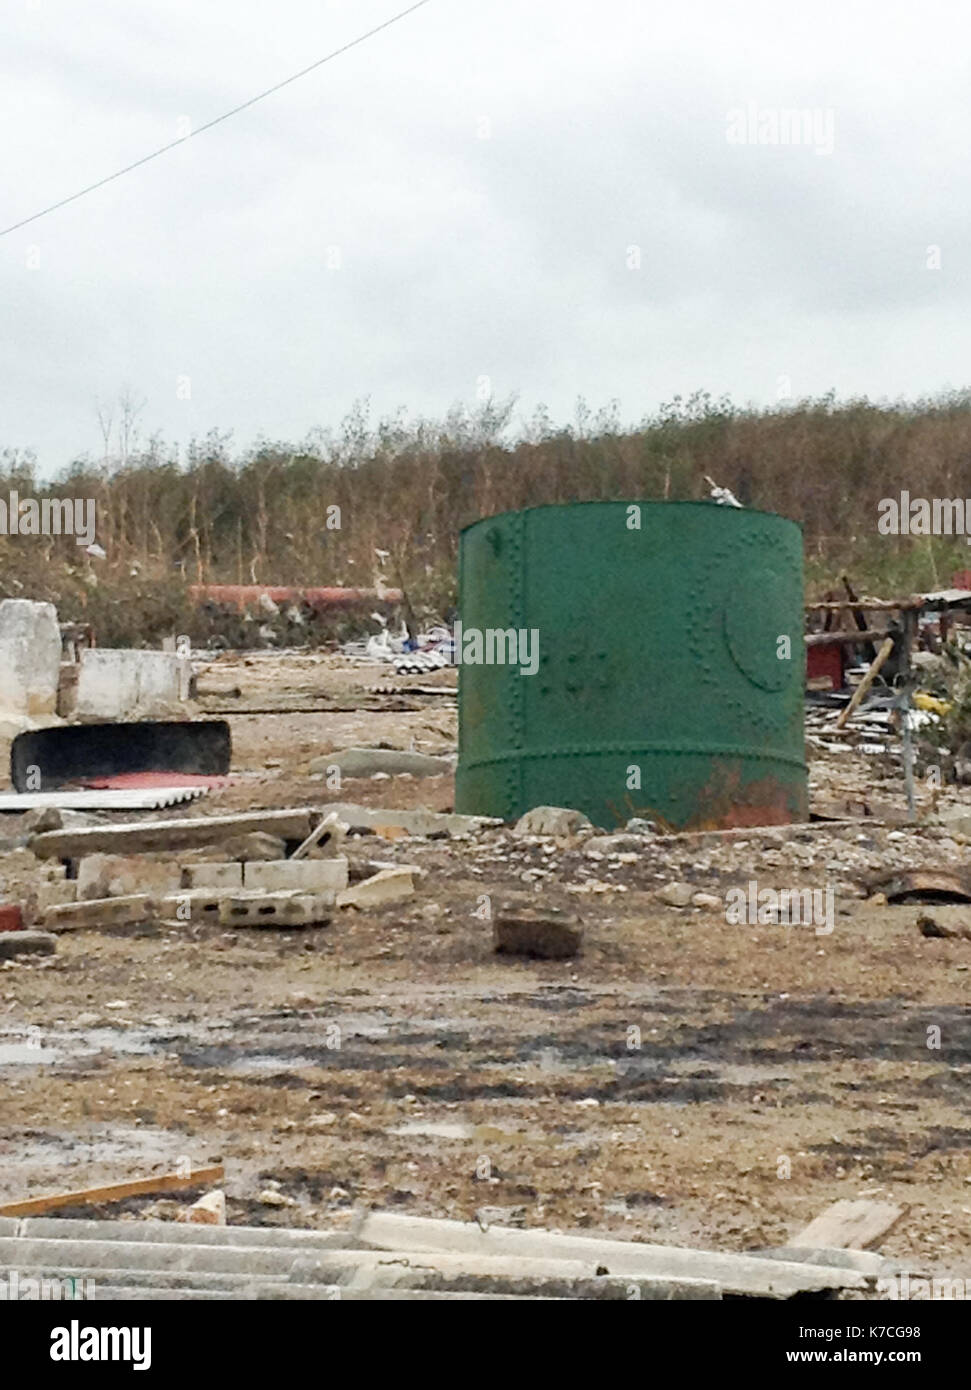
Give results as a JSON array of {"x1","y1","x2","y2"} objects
[
  {"x1": 76, "y1": 854, "x2": 182, "y2": 900},
  {"x1": 0, "y1": 930, "x2": 56, "y2": 959},
  {"x1": 75, "y1": 649, "x2": 190, "y2": 719},
  {"x1": 243, "y1": 857, "x2": 348, "y2": 892},
  {"x1": 181, "y1": 863, "x2": 244, "y2": 890},
  {"x1": 337, "y1": 867, "x2": 414, "y2": 909},
  {"x1": 0, "y1": 599, "x2": 61, "y2": 718}
]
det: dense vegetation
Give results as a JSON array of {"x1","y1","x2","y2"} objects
[{"x1": 3, "y1": 389, "x2": 971, "y2": 645}]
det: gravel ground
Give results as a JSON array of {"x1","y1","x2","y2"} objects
[{"x1": 0, "y1": 651, "x2": 967, "y2": 1280}]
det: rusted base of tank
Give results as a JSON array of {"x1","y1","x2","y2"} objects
[{"x1": 456, "y1": 751, "x2": 808, "y2": 832}]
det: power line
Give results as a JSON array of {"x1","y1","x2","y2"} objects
[{"x1": 0, "y1": 0, "x2": 435, "y2": 239}]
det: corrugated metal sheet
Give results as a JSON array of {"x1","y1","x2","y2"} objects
[{"x1": 0, "y1": 787, "x2": 209, "y2": 812}]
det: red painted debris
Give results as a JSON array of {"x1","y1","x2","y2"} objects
[
  {"x1": 950, "y1": 570, "x2": 971, "y2": 591},
  {"x1": 74, "y1": 773, "x2": 235, "y2": 790},
  {"x1": 0, "y1": 905, "x2": 24, "y2": 933},
  {"x1": 806, "y1": 641, "x2": 846, "y2": 691}
]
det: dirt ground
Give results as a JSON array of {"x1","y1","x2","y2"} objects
[{"x1": 0, "y1": 651, "x2": 968, "y2": 1281}]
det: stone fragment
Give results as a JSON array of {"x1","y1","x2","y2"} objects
[
  {"x1": 691, "y1": 892, "x2": 722, "y2": 910},
  {"x1": 180, "y1": 1190, "x2": 226, "y2": 1225},
  {"x1": 310, "y1": 747, "x2": 453, "y2": 778},
  {"x1": 657, "y1": 882, "x2": 694, "y2": 908},
  {"x1": 513, "y1": 806, "x2": 593, "y2": 837},
  {"x1": 918, "y1": 908, "x2": 971, "y2": 940}
]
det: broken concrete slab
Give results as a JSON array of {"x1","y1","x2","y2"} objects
[
  {"x1": 513, "y1": 806, "x2": 593, "y2": 838},
  {"x1": 75, "y1": 649, "x2": 191, "y2": 719},
  {"x1": 336, "y1": 867, "x2": 414, "y2": 909},
  {"x1": 0, "y1": 930, "x2": 56, "y2": 959},
  {"x1": 493, "y1": 905, "x2": 583, "y2": 959},
  {"x1": 76, "y1": 854, "x2": 182, "y2": 901},
  {"x1": 29, "y1": 808, "x2": 315, "y2": 860},
  {"x1": 43, "y1": 895, "x2": 158, "y2": 932},
  {"x1": 356, "y1": 1212, "x2": 869, "y2": 1299},
  {"x1": 309, "y1": 747, "x2": 454, "y2": 778},
  {"x1": 0, "y1": 599, "x2": 61, "y2": 719}
]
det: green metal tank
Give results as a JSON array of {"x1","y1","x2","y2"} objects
[{"x1": 454, "y1": 500, "x2": 807, "y2": 830}]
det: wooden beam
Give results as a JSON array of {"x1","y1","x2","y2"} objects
[
  {"x1": 0, "y1": 1165, "x2": 224, "y2": 1218},
  {"x1": 834, "y1": 636, "x2": 895, "y2": 729}
]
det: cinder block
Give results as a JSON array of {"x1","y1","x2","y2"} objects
[
  {"x1": 242, "y1": 858, "x2": 348, "y2": 893},
  {"x1": 44, "y1": 895, "x2": 157, "y2": 932},
  {"x1": 217, "y1": 892, "x2": 329, "y2": 927},
  {"x1": 181, "y1": 863, "x2": 244, "y2": 890},
  {"x1": 159, "y1": 889, "x2": 330, "y2": 928}
]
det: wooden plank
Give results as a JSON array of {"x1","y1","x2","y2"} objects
[
  {"x1": 29, "y1": 808, "x2": 315, "y2": 860},
  {"x1": 0, "y1": 1166, "x2": 224, "y2": 1218},
  {"x1": 789, "y1": 1200, "x2": 907, "y2": 1251}
]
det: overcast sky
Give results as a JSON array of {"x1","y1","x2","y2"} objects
[{"x1": 2, "y1": 0, "x2": 969, "y2": 475}]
